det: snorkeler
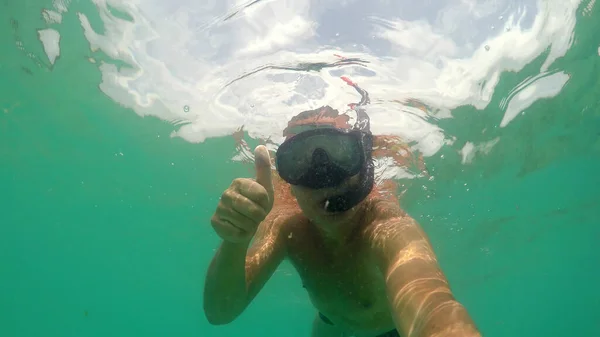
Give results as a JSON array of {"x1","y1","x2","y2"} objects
[{"x1": 204, "y1": 78, "x2": 481, "y2": 337}]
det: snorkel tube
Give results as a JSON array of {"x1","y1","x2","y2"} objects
[{"x1": 322, "y1": 77, "x2": 375, "y2": 213}]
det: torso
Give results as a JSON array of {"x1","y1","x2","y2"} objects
[{"x1": 283, "y1": 201, "x2": 397, "y2": 335}]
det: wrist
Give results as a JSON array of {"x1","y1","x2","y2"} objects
[
  {"x1": 413, "y1": 301, "x2": 481, "y2": 337},
  {"x1": 220, "y1": 239, "x2": 251, "y2": 253}
]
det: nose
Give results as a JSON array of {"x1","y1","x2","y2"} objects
[{"x1": 312, "y1": 148, "x2": 329, "y2": 165}]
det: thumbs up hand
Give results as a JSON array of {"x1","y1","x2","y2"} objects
[{"x1": 211, "y1": 145, "x2": 275, "y2": 244}]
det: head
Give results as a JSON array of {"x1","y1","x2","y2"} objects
[{"x1": 275, "y1": 105, "x2": 375, "y2": 225}]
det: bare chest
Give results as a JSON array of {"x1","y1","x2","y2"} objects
[{"x1": 286, "y1": 230, "x2": 393, "y2": 331}]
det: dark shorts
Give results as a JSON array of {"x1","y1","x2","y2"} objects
[{"x1": 318, "y1": 312, "x2": 400, "y2": 337}]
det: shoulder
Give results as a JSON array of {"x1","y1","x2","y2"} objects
[
  {"x1": 357, "y1": 198, "x2": 436, "y2": 281},
  {"x1": 258, "y1": 206, "x2": 304, "y2": 239},
  {"x1": 361, "y1": 184, "x2": 407, "y2": 227},
  {"x1": 359, "y1": 196, "x2": 425, "y2": 250},
  {"x1": 256, "y1": 198, "x2": 311, "y2": 253}
]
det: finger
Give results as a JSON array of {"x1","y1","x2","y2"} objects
[
  {"x1": 211, "y1": 217, "x2": 248, "y2": 242},
  {"x1": 236, "y1": 180, "x2": 270, "y2": 214},
  {"x1": 222, "y1": 189, "x2": 267, "y2": 224},
  {"x1": 218, "y1": 209, "x2": 256, "y2": 234},
  {"x1": 254, "y1": 145, "x2": 274, "y2": 207}
]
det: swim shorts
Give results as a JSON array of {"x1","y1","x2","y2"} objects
[{"x1": 318, "y1": 312, "x2": 400, "y2": 337}]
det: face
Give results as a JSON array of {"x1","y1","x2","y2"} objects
[{"x1": 290, "y1": 174, "x2": 362, "y2": 226}]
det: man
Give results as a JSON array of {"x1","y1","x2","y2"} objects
[{"x1": 204, "y1": 78, "x2": 481, "y2": 337}]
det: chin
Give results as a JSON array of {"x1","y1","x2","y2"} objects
[{"x1": 317, "y1": 207, "x2": 355, "y2": 221}]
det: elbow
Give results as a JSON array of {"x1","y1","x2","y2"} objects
[
  {"x1": 203, "y1": 284, "x2": 248, "y2": 325},
  {"x1": 205, "y1": 311, "x2": 236, "y2": 326},
  {"x1": 203, "y1": 302, "x2": 240, "y2": 326}
]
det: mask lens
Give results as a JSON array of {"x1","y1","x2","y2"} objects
[{"x1": 276, "y1": 129, "x2": 363, "y2": 184}]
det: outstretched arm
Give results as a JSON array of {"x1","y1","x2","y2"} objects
[{"x1": 367, "y1": 202, "x2": 480, "y2": 337}]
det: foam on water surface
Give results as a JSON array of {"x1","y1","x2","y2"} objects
[
  {"x1": 39, "y1": 0, "x2": 586, "y2": 169},
  {"x1": 38, "y1": 29, "x2": 61, "y2": 65}
]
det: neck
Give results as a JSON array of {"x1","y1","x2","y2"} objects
[{"x1": 312, "y1": 203, "x2": 367, "y2": 246}]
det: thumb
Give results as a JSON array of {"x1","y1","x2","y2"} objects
[{"x1": 254, "y1": 145, "x2": 274, "y2": 205}]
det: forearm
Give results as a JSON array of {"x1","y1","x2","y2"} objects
[
  {"x1": 203, "y1": 240, "x2": 251, "y2": 325},
  {"x1": 413, "y1": 300, "x2": 481, "y2": 337}
]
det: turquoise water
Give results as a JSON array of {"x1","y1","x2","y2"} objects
[{"x1": 1, "y1": 1, "x2": 599, "y2": 336}]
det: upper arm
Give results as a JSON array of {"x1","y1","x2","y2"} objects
[{"x1": 366, "y1": 205, "x2": 458, "y2": 336}]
